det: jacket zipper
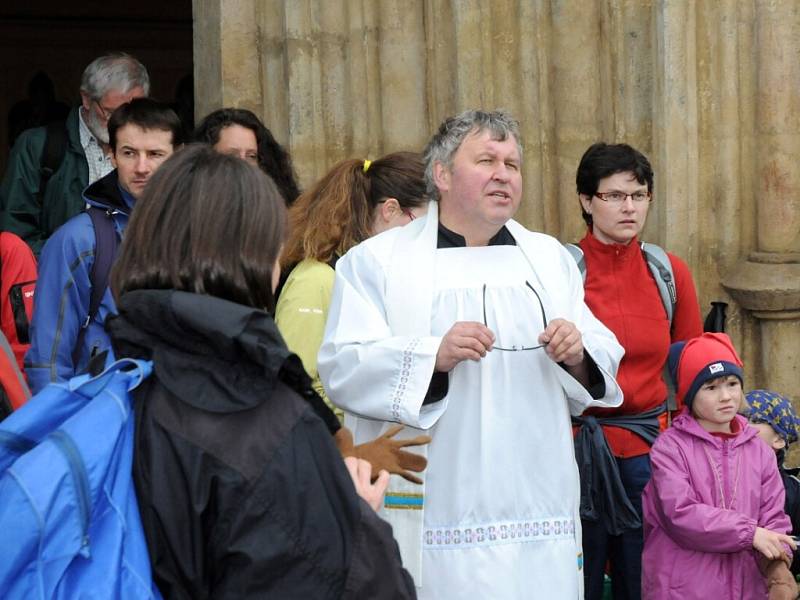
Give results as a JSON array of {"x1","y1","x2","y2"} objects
[
  {"x1": 722, "y1": 439, "x2": 730, "y2": 508},
  {"x1": 50, "y1": 430, "x2": 91, "y2": 556}
]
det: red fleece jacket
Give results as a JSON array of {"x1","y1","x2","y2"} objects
[
  {"x1": 0, "y1": 232, "x2": 36, "y2": 372},
  {"x1": 578, "y1": 231, "x2": 703, "y2": 457}
]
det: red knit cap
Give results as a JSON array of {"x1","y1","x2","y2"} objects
[{"x1": 671, "y1": 333, "x2": 744, "y2": 407}]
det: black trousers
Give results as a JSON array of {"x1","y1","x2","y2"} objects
[{"x1": 582, "y1": 454, "x2": 651, "y2": 600}]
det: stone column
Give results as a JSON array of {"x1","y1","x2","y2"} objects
[
  {"x1": 191, "y1": 0, "x2": 800, "y2": 399},
  {"x1": 722, "y1": 0, "x2": 800, "y2": 396},
  {"x1": 377, "y1": 1, "x2": 428, "y2": 152},
  {"x1": 549, "y1": 0, "x2": 605, "y2": 236},
  {"x1": 652, "y1": 0, "x2": 699, "y2": 258},
  {"x1": 192, "y1": 0, "x2": 261, "y2": 122}
]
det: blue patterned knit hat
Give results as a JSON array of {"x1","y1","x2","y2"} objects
[{"x1": 745, "y1": 389, "x2": 800, "y2": 446}]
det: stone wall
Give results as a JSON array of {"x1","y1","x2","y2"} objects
[{"x1": 194, "y1": 0, "x2": 800, "y2": 399}]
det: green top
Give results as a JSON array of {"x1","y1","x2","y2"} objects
[
  {"x1": 0, "y1": 106, "x2": 89, "y2": 254},
  {"x1": 275, "y1": 258, "x2": 343, "y2": 421}
]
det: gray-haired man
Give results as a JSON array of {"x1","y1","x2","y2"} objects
[
  {"x1": 319, "y1": 109, "x2": 625, "y2": 598},
  {"x1": 0, "y1": 53, "x2": 149, "y2": 254}
]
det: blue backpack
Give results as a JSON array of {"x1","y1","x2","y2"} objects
[{"x1": 0, "y1": 359, "x2": 161, "y2": 599}]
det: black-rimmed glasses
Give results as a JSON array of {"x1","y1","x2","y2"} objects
[
  {"x1": 93, "y1": 99, "x2": 116, "y2": 121},
  {"x1": 402, "y1": 208, "x2": 417, "y2": 221},
  {"x1": 481, "y1": 281, "x2": 548, "y2": 351},
  {"x1": 593, "y1": 191, "x2": 651, "y2": 204}
]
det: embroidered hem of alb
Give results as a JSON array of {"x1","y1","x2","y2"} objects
[{"x1": 424, "y1": 517, "x2": 575, "y2": 550}]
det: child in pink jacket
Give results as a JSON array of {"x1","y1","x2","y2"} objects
[{"x1": 641, "y1": 333, "x2": 797, "y2": 599}]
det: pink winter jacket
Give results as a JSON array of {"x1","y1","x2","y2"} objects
[{"x1": 642, "y1": 412, "x2": 791, "y2": 599}]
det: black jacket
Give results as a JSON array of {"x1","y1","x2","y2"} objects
[
  {"x1": 108, "y1": 289, "x2": 415, "y2": 599},
  {"x1": 778, "y1": 451, "x2": 800, "y2": 575}
]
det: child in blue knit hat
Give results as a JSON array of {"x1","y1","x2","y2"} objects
[{"x1": 747, "y1": 389, "x2": 800, "y2": 576}]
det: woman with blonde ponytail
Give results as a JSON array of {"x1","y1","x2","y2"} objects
[
  {"x1": 276, "y1": 152, "x2": 430, "y2": 484},
  {"x1": 278, "y1": 152, "x2": 428, "y2": 411},
  {"x1": 280, "y1": 153, "x2": 426, "y2": 273}
]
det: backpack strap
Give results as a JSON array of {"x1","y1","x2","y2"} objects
[
  {"x1": 639, "y1": 242, "x2": 680, "y2": 412},
  {"x1": 71, "y1": 207, "x2": 120, "y2": 368},
  {"x1": 639, "y1": 242, "x2": 676, "y2": 325},
  {"x1": 564, "y1": 243, "x2": 587, "y2": 282},
  {"x1": 0, "y1": 326, "x2": 30, "y2": 421},
  {"x1": 69, "y1": 358, "x2": 152, "y2": 397},
  {"x1": 38, "y1": 121, "x2": 69, "y2": 206},
  {"x1": 564, "y1": 240, "x2": 677, "y2": 321}
]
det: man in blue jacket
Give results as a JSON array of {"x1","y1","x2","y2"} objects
[
  {"x1": 0, "y1": 53, "x2": 149, "y2": 255},
  {"x1": 25, "y1": 98, "x2": 182, "y2": 393}
]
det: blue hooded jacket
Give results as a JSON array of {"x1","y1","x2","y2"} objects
[{"x1": 24, "y1": 170, "x2": 131, "y2": 393}]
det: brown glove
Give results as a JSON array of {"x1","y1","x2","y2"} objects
[
  {"x1": 757, "y1": 554, "x2": 798, "y2": 600},
  {"x1": 333, "y1": 424, "x2": 431, "y2": 484}
]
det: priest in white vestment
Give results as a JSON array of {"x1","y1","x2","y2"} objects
[{"x1": 318, "y1": 110, "x2": 624, "y2": 599}]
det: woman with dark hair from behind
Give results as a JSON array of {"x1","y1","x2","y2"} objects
[
  {"x1": 194, "y1": 107, "x2": 301, "y2": 204},
  {"x1": 107, "y1": 144, "x2": 415, "y2": 599}
]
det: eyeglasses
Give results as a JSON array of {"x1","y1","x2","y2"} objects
[
  {"x1": 93, "y1": 99, "x2": 116, "y2": 121},
  {"x1": 482, "y1": 281, "x2": 548, "y2": 351},
  {"x1": 593, "y1": 191, "x2": 651, "y2": 204},
  {"x1": 375, "y1": 199, "x2": 421, "y2": 221}
]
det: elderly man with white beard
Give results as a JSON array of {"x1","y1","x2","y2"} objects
[{"x1": 0, "y1": 53, "x2": 148, "y2": 254}]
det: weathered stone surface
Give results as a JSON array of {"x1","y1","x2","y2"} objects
[
  {"x1": 193, "y1": 0, "x2": 800, "y2": 401},
  {"x1": 723, "y1": 258, "x2": 800, "y2": 312}
]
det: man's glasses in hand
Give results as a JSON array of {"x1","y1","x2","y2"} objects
[{"x1": 481, "y1": 281, "x2": 548, "y2": 352}]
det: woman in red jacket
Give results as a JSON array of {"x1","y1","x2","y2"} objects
[{"x1": 572, "y1": 143, "x2": 703, "y2": 600}]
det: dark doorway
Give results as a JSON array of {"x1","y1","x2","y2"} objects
[{"x1": 0, "y1": 1, "x2": 193, "y2": 173}]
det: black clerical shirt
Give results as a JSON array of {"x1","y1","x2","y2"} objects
[{"x1": 423, "y1": 222, "x2": 605, "y2": 405}]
